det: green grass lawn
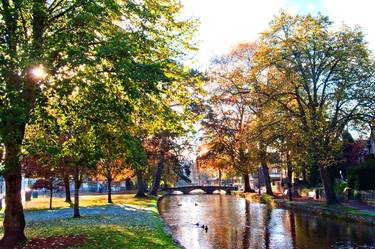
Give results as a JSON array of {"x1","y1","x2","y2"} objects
[
  {"x1": 0, "y1": 194, "x2": 180, "y2": 249},
  {"x1": 277, "y1": 198, "x2": 375, "y2": 219},
  {"x1": 19, "y1": 194, "x2": 155, "y2": 211},
  {"x1": 321, "y1": 204, "x2": 375, "y2": 218}
]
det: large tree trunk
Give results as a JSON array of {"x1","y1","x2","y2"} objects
[
  {"x1": 1, "y1": 175, "x2": 27, "y2": 247},
  {"x1": 150, "y1": 137, "x2": 167, "y2": 196},
  {"x1": 301, "y1": 162, "x2": 307, "y2": 183},
  {"x1": 242, "y1": 173, "x2": 253, "y2": 193},
  {"x1": 257, "y1": 169, "x2": 261, "y2": 195},
  {"x1": 63, "y1": 176, "x2": 72, "y2": 203},
  {"x1": 150, "y1": 160, "x2": 164, "y2": 196},
  {"x1": 259, "y1": 142, "x2": 273, "y2": 196},
  {"x1": 0, "y1": 143, "x2": 27, "y2": 247},
  {"x1": 320, "y1": 166, "x2": 337, "y2": 204},
  {"x1": 261, "y1": 162, "x2": 273, "y2": 196},
  {"x1": 49, "y1": 182, "x2": 53, "y2": 210},
  {"x1": 287, "y1": 159, "x2": 293, "y2": 202},
  {"x1": 135, "y1": 170, "x2": 147, "y2": 198},
  {"x1": 107, "y1": 178, "x2": 112, "y2": 203},
  {"x1": 308, "y1": 162, "x2": 320, "y2": 186},
  {"x1": 238, "y1": 147, "x2": 253, "y2": 193},
  {"x1": 218, "y1": 168, "x2": 222, "y2": 187},
  {"x1": 0, "y1": 4, "x2": 45, "y2": 246},
  {"x1": 309, "y1": 143, "x2": 321, "y2": 186},
  {"x1": 73, "y1": 173, "x2": 81, "y2": 218}
]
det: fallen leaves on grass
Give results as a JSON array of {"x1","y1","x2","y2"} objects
[{"x1": 18, "y1": 235, "x2": 86, "y2": 249}]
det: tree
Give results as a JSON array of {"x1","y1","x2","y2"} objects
[
  {"x1": 149, "y1": 133, "x2": 169, "y2": 196},
  {"x1": 196, "y1": 148, "x2": 232, "y2": 186},
  {"x1": 57, "y1": 158, "x2": 73, "y2": 204},
  {"x1": 254, "y1": 12, "x2": 375, "y2": 203},
  {"x1": 0, "y1": 1, "x2": 122, "y2": 245},
  {"x1": 97, "y1": 159, "x2": 130, "y2": 204},
  {"x1": 24, "y1": 124, "x2": 74, "y2": 204},
  {"x1": 96, "y1": 124, "x2": 135, "y2": 203},
  {"x1": 246, "y1": 107, "x2": 276, "y2": 196},
  {"x1": 129, "y1": 68, "x2": 204, "y2": 196},
  {"x1": 126, "y1": 140, "x2": 148, "y2": 198},
  {"x1": 270, "y1": 113, "x2": 305, "y2": 200},
  {"x1": 22, "y1": 155, "x2": 63, "y2": 209},
  {"x1": 202, "y1": 42, "x2": 264, "y2": 192},
  {"x1": 0, "y1": 0, "x2": 198, "y2": 245},
  {"x1": 147, "y1": 133, "x2": 193, "y2": 195},
  {"x1": 64, "y1": 129, "x2": 99, "y2": 218}
]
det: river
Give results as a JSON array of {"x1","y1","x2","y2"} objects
[{"x1": 158, "y1": 194, "x2": 375, "y2": 249}]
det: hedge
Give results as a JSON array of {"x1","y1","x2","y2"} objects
[{"x1": 348, "y1": 159, "x2": 375, "y2": 190}]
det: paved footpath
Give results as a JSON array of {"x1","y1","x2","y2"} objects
[{"x1": 24, "y1": 204, "x2": 157, "y2": 227}]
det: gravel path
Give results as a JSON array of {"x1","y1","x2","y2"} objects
[{"x1": 24, "y1": 204, "x2": 157, "y2": 227}]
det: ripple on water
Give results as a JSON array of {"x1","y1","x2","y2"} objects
[{"x1": 159, "y1": 195, "x2": 375, "y2": 249}]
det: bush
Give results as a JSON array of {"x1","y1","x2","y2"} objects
[
  {"x1": 348, "y1": 159, "x2": 375, "y2": 190},
  {"x1": 353, "y1": 190, "x2": 361, "y2": 200},
  {"x1": 260, "y1": 194, "x2": 274, "y2": 204},
  {"x1": 334, "y1": 179, "x2": 347, "y2": 194}
]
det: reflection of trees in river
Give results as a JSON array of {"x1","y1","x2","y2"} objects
[
  {"x1": 240, "y1": 200, "x2": 271, "y2": 249},
  {"x1": 159, "y1": 195, "x2": 375, "y2": 249},
  {"x1": 293, "y1": 213, "x2": 375, "y2": 248},
  {"x1": 242, "y1": 200, "x2": 250, "y2": 249},
  {"x1": 206, "y1": 195, "x2": 247, "y2": 249},
  {"x1": 289, "y1": 210, "x2": 296, "y2": 249},
  {"x1": 263, "y1": 205, "x2": 271, "y2": 249},
  {"x1": 217, "y1": 195, "x2": 231, "y2": 249},
  {"x1": 240, "y1": 204, "x2": 375, "y2": 249}
]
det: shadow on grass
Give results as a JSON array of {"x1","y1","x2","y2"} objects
[
  {"x1": 22, "y1": 204, "x2": 158, "y2": 226},
  {"x1": 21, "y1": 212, "x2": 178, "y2": 249}
]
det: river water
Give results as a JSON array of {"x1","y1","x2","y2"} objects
[{"x1": 158, "y1": 194, "x2": 375, "y2": 249}]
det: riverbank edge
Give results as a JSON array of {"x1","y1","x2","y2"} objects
[
  {"x1": 0, "y1": 195, "x2": 187, "y2": 248},
  {"x1": 157, "y1": 194, "x2": 186, "y2": 249},
  {"x1": 233, "y1": 192, "x2": 375, "y2": 226}
]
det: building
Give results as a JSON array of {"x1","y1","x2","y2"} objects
[{"x1": 365, "y1": 139, "x2": 375, "y2": 156}]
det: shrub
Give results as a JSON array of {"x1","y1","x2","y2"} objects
[
  {"x1": 348, "y1": 159, "x2": 375, "y2": 190},
  {"x1": 353, "y1": 190, "x2": 361, "y2": 200},
  {"x1": 260, "y1": 194, "x2": 274, "y2": 204},
  {"x1": 333, "y1": 179, "x2": 347, "y2": 194}
]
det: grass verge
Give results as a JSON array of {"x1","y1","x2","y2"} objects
[{"x1": 0, "y1": 195, "x2": 180, "y2": 249}]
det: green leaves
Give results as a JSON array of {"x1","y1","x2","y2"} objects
[{"x1": 0, "y1": 0, "x2": 202, "y2": 179}]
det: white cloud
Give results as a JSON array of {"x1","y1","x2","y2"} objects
[
  {"x1": 320, "y1": 0, "x2": 375, "y2": 53},
  {"x1": 306, "y1": 4, "x2": 315, "y2": 12},
  {"x1": 181, "y1": 0, "x2": 375, "y2": 69},
  {"x1": 181, "y1": 0, "x2": 287, "y2": 69},
  {"x1": 286, "y1": 4, "x2": 300, "y2": 15}
]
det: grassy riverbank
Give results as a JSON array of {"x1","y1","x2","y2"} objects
[
  {"x1": 274, "y1": 199, "x2": 375, "y2": 225},
  {"x1": 0, "y1": 194, "x2": 179, "y2": 249},
  {"x1": 234, "y1": 192, "x2": 375, "y2": 225}
]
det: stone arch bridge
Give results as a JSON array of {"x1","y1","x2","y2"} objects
[{"x1": 163, "y1": 185, "x2": 238, "y2": 195}]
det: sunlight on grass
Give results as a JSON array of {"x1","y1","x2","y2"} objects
[
  {"x1": 20, "y1": 194, "x2": 155, "y2": 212},
  {"x1": 0, "y1": 194, "x2": 179, "y2": 248}
]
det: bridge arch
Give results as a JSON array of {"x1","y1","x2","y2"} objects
[
  {"x1": 163, "y1": 185, "x2": 238, "y2": 195},
  {"x1": 170, "y1": 190, "x2": 184, "y2": 195},
  {"x1": 212, "y1": 189, "x2": 227, "y2": 194},
  {"x1": 188, "y1": 189, "x2": 206, "y2": 194}
]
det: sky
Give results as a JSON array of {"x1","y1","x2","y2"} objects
[{"x1": 181, "y1": 0, "x2": 375, "y2": 69}]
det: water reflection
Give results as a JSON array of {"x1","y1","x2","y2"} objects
[{"x1": 159, "y1": 195, "x2": 375, "y2": 249}]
